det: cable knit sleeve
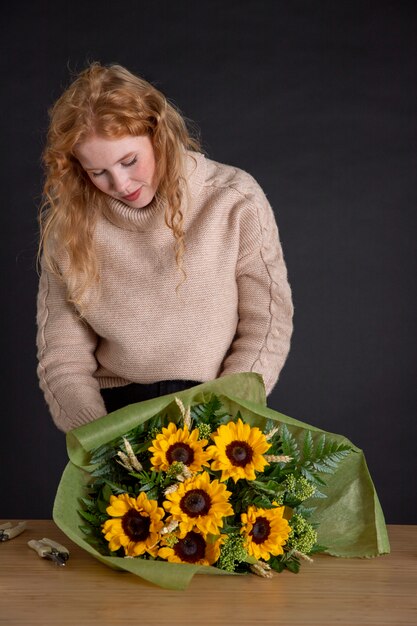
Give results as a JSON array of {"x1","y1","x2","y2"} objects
[
  {"x1": 218, "y1": 179, "x2": 294, "y2": 394},
  {"x1": 36, "y1": 265, "x2": 107, "y2": 432}
]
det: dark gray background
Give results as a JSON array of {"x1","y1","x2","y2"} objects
[{"x1": 1, "y1": 1, "x2": 416, "y2": 523}]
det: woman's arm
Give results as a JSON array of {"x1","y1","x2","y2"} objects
[
  {"x1": 36, "y1": 266, "x2": 107, "y2": 432},
  {"x1": 219, "y1": 183, "x2": 293, "y2": 395}
]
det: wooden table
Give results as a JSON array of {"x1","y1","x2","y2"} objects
[{"x1": 0, "y1": 521, "x2": 416, "y2": 625}]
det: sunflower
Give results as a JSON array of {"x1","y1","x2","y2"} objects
[
  {"x1": 158, "y1": 529, "x2": 223, "y2": 566},
  {"x1": 208, "y1": 418, "x2": 271, "y2": 482},
  {"x1": 163, "y1": 471, "x2": 233, "y2": 535},
  {"x1": 240, "y1": 505, "x2": 291, "y2": 561},
  {"x1": 102, "y1": 492, "x2": 165, "y2": 557},
  {"x1": 148, "y1": 422, "x2": 212, "y2": 472}
]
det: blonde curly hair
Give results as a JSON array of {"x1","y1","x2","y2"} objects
[{"x1": 39, "y1": 62, "x2": 201, "y2": 313}]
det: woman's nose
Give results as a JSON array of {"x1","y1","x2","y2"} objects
[{"x1": 111, "y1": 170, "x2": 129, "y2": 192}]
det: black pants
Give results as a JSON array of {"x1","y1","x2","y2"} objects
[{"x1": 100, "y1": 380, "x2": 201, "y2": 414}]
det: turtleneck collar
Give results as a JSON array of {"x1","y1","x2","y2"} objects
[{"x1": 102, "y1": 151, "x2": 207, "y2": 232}]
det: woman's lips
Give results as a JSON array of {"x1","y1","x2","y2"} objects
[{"x1": 122, "y1": 187, "x2": 142, "y2": 202}]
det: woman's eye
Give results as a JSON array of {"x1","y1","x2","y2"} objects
[
  {"x1": 90, "y1": 156, "x2": 137, "y2": 178},
  {"x1": 122, "y1": 156, "x2": 138, "y2": 168}
]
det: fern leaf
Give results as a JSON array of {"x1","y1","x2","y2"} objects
[
  {"x1": 314, "y1": 434, "x2": 326, "y2": 459},
  {"x1": 312, "y1": 489, "x2": 327, "y2": 499},
  {"x1": 310, "y1": 461, "x2": 335, "y2": 474},
  {"x1": 78, "y1": 510, "x2": 102, "y2": 526},
  {"x1": 102, "y1": 483, "x2": 113, "y2": 502},
  {"x1": 302, "y1": 431, "x2": 314, "y2": 462},
  {"x1": 102, "y1": 480, "x2": 127, "y2": 494},
  {"x1": 146, "y1": 487, "x2": 159, "y2": 500},
  {"x1": 79, "y1": 497, "x2": 96, "y2": 510},
  {"x1": 295, "y1": 505, "x2": 317, "y2": 517},
  {"x1": 300, "y1": 466, "x2": 326, "y2": 486},
  {"x1": 280, "y1": 425, "x2": 300, "y2": 462},
  {"x1": 251, "y1": 479, "x2": 283, "y2": 497},
  {"x1": 311, "y1": 444, "x2": 352, "y2": 474},
  {"x1": 190, "y1": 395, "x2": 228, "y2": 429},
  {"x1": 252, "y1": 495, "x2": 274, "y2": 509}
]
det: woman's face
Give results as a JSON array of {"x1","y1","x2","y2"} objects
[{"x1": 75, "y1": 134, "x2": 157, "y2": 208}]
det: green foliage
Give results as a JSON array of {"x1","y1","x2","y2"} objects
[
  {"x1": 217, "y1": 533, "x2": 249, "y2": 572},
  {"x1": 269, "y1": 553, "x2": 301, "y2": 574},
  {"x1": 287, "y1": 514, "x2": 318, "y2": 555},
  {"x1": 299, "y1": 435, "x2": 352, "y2": 485},
  {"x1": 279, "y1": 425, "x2": 352, "y2": 488},
  {"x1": 131, "y1": 469, "x2": 167, "y2": 500},
  {"x1": 309, "y1": 543, "x2": 328, "y2": 554},
  {"x1": 280, "y1": 424, "x2": 301, "y2": 462},
  {"x1": 231, "y1": 479, "x2": 281, "y2": 514},
  {"x1": 190, "y1": 394, "x2": 228, "y2": 430}
]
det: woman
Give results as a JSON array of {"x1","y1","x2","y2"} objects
[{"x1": 37, "y1": 62, "x2": 294, "y2": 432}]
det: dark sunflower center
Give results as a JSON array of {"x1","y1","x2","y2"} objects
[
  {"x1": 174, "y1": 531, "x2": 206, "y2": 563},
  {"x1": 225, "y1": 440, "x2": 254, "y2": 467},
  {"x1": 166, "y1": 442, "x2": 195, "y2": 466},
  {"x1": 121, "y1": 509, "x2": 151, "y2": 542},
  {"x1": 180, "y1": 489, "x2": 211, "y2": 517},
  {"x1": 250, "y1": 516, "x2": 271, "y2": 544}
]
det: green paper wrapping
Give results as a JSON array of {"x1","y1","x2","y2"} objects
[{"x1": 53, "y1": 372, "x2": 390, "y2": 590}]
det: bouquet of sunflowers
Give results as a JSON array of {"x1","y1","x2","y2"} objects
[{"x1": 54, "y1": 373, "x2": 390, "y2": 589}]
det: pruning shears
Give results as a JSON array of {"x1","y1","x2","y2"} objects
[
  {"x1": 0, "y1": 521, "x2": 27, "y2": 541},
  {"x1": 28, "y1": 537, "x2": 70, "y2": 566}
]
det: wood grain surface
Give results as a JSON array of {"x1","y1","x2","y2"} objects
[{"x1": 0, "y1": 521, "x2": 416, "y2": 625}]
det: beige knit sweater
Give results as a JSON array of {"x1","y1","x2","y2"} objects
[{"x1": 37, "y1": 152, "x2": 293, "y2": 432}]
